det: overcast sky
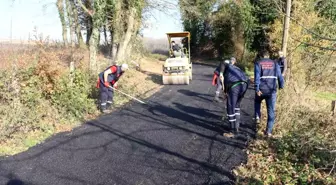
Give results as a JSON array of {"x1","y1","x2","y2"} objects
[{"x1": 0, "y1": 0, "x2": 183, "y2": 41}]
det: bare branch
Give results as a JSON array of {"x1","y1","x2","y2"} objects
[
  {"x1": 77, "y1": 0, "x2": 93, "y2": 17},
  {"x1": 274, "y1": 8, "x2": 336, "y2": 41},
  {"x1": 290, "y1": 36, "x2": 336, "y2": 51},
  {"x1": 328, "y1": 158, "x2": 336, "y2": 176}
]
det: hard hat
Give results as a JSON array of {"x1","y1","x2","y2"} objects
[
  {"x1": 224, "y1": 60, "x2": 230, "y2": 64},
  {"x1": 121, "y1": 63, "x2": 129, "y2": 71}
]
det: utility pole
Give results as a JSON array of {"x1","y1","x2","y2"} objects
[
  {"x1": 282, "y1": 0, "x2": 291, "y2": 81},
  {"x1": 281, "y1": 0, "x2": 291, "y2": 56},
  {"x1": 10, "y1": 16, "x2": 13, "y2": 43}
]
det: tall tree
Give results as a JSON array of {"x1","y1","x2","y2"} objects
[
  {"x1": 66, "y1": 0, "x2": 75, "y2": 47},
  {"x1": 115, "y1": 7, "x2": 137, "y2": 62},
  {"x1": 110, "y1": 0, "x2": 122, "y2": 61},
  {"x1": 78, "y1": 0, "x2": 106, "y2": 72},
  {"x1": 70, "y1": 0, "x2": 85, "y2": 47},
  {"x1": 56, "y1": 0, "x2": 68, "y2": 46}
]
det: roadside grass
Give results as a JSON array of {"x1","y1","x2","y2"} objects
[
  {"x1": 0, "y1": 44, "x2": 163, "y2": 157},
  {"x1": 244, "y1": 67, "x2": 254, "y2": 78},
  {"x1": 315, "y1": 92, "x2": 336, "y2": 101},
  {"x1": 192, "y1": 58, "x2": 219, "y2": 66},
  {"x1": 236, "y1": 89, "x2": 336, "y2": 184},
  {"x1": 147, "y1": 53, "x2": 168, "y2": 61}
]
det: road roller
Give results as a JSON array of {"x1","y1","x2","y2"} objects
[{"x1": 162, "y1": 32, "x2": 192, "y2": 85}]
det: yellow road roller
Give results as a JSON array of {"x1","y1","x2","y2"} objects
[{"x1": 162, "y1": 32, "x2": 192, "y2": 85}]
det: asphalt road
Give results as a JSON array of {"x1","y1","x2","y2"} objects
[{"x1": 0, "y1": 64, "x2": 256, "y2": 185}]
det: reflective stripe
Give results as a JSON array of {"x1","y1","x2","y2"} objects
[
  {"x1": 107, "y1": 101, "x2": 113, "y2": 104},
  {"x1": 101, "y1": 103, "x2": 106, "y2": 106},
  {"x1": 261, "y1": 76, "x2": 277, "y2": 79},
  {"x1": 229, "y1": 119, "x2": 236, "y2": 122},
  {"x1": 235, "y1": 108, "x2": 240, "y2": 110},
  {"x1": 235, "y1": 113, "x2": 240, "y2": 115},
  {"x1": 227, "y1": 114, "x2": 235, "y2": 117}
]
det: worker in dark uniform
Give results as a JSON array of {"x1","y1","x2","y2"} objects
[
  {"x1": 171, "y1": 41, "x2": 183, "y2": 57},
  {"x1": 96, "y1": 63, "x2": 129, "y2": 113},
  {"x1": 171, "y1": 41, "x2": 181, "y2": 51},
  {"x1": 212, "y1": 60, "x2": 231, "y2": 102},
  {"x1": 254, "y1": 50, "x2": 284, "y2": 137},
  {"x1": 219, "y1": 61, "x2": 249, "y2": 136},
  {"x1": 277, "y1": 51, "x2": 287, "y2": 77}
]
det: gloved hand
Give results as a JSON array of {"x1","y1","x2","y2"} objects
[
  {"x1": 212, "y1": 74, "x2": 217, "y2": 86},
  {"x1": 104, "y1": 81, "x2": 110, "y2": 87}
]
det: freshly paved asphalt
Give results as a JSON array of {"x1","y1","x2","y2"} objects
[{"x1": 0, "y1": 64, "x2": 256, "y2": 185}]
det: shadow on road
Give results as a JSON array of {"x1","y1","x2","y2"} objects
[
  {"x1": 6, "y1": 179, "x2": 25, "y2": 185},
  {"x1": 87, "y1": 120, "x2": 236, "y2": 180},
  {"x1": 178, "y1": 89, "x2": 215, "y2": 103}
]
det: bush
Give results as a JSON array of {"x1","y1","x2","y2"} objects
[
  {"x1": 50, "y1": 69, "x2": 97, "y2": 118},
  {"x1": 0, "y1": 47, "x2": 98, "y2": 145},
  {"x1": 236, "y1": 103, "x2": 336, "y2": 184},
  {"x1": 0, "y1": 66, "x2": 54, "y2": 140}
]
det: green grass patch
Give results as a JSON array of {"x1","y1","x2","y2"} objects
[
  {"x1": 244, "y1": 67, "x2": 254, "y2": 77},
  {"x1": 315, "y1": 92, "x2": 336, "y2": 101},
  {"x1": 148, "y1": 53, "x2": 168, "y2": 61}
]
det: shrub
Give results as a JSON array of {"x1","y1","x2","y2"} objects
[{"x1": 50, "y1": 69, "x2": 97, "y2": 118}]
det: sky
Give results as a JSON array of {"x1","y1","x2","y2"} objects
[{"x1": 0, "y1": 0, "x2": 183, "y2": 41}]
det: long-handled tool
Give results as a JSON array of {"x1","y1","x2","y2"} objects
[
  {"x1": 220, "y1": 76, "x2": 228, "y2": 121},
  {"x1": 108, "y1": 86, "x2": 146, "y2": 104}
]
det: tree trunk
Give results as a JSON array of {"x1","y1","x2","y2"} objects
[
  {"x1": 56, "y1": 0, "x2": 68, "y2": 46},
  {"x1": 332, "y1": 100, "x2": 335, "y2": 116},
  {"x1": 84, "y1": 0, "x2": 93, "y2": 46},
  {"x1": 111, "y1": 0, "x2": 122, "y2": 61},
  {"x1": 282, "y1": 0, "x2": 292, "y2": 56},
  {"x1": 97, "y1": 30, "x2": 101, "y2": 47},
  {"x1": 66, "y1": 0, "x2": 75, "y2": 47},
  {"x1": 70, "y1": 0, "x2": 85, "y2": 48},
  {"x1": 86, "y1": 17, "x2": 93, "y2": 45},
  {"x1": 89, "y1": 27, "x2": 99, "y2": 72},
  {"x1": 104, "y1": 24, "x2": 108, "y2": 45},
  {"x1": 115, "y1": 8, "x2": 136, "y2": 62}
]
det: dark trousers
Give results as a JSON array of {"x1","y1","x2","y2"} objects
[
  {"x1": 254, "y1": 93, "x2": 276, "y2": 134},
  {"x1": 100, "y1": 84, "x2": 114, "y2": 109},
  {"x1": 227, "y1": 83, "x2": 248, "y2": 131}
]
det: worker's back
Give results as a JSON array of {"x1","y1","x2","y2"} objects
[{"x1": 255, "y1": 58, "x2": 283, "y2": 95}]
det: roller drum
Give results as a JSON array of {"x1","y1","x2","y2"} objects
[{"x1": 162, "y1": 75, "x2": 189, "y2": 85}]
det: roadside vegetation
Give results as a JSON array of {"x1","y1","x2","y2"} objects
[
  {"x1": 179, "y1": 0, "x2": 335, "y2": 183},
  {"x1": 0, "y1": 39, "x2": 164, "y2": 156},
  {"x1": 0, "y1": 0, "x2": 175, "y2": 156}
]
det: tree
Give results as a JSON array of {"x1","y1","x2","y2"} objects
[
  {"x1": 66, "y1": 0, "x2": 75, "y2": 47},
  {"x1": 70, "y1": 0, "x2": 85, "y2": 47},
  {"x1": 56, "y1": 0, "x2": 68, "y2": 46}
]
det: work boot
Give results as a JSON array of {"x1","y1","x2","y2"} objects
[
  {"x1": 234, "y1": 127, "x2": 239, "y2": 135},
  {"x1": 234, "y1": 123, "x2": 240, "y2": 135},
  {"x1": 264, "y1": 131, "x2": 272, "y2": 138},
  {"x1": 106, "y1": 102, "x2": 114, "y2": 111},
  {"x1": 223, "y1": 131, "x2": 235, "y2": 138},
  {"x1": 100, "y1": 104, "x2": 108, "y2": 113},
  {"x1": 214, "y1": 93, "x2": 222, "y2": 102}
]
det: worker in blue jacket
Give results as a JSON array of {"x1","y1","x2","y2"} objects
[
  {"x1": 254, "y1": 50, "x2": 285, "y2": 137},
  {"x1": 277, "y1": 51, "x2": 287, "y2": 77},
  {"x1": 218, "y1": 61, "x2": 249, "y2": 136}
]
